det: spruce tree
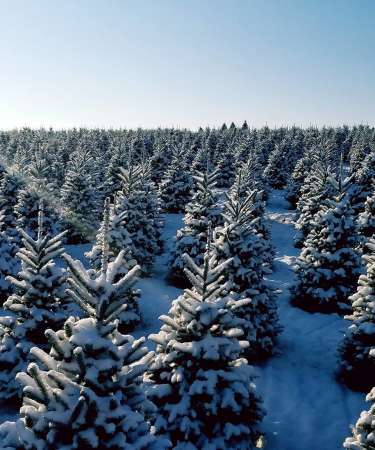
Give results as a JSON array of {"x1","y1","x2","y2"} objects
[
  {"x1": 285, "y1": 154, "x2": 315, "y2": 207},
  {"x1": 358, "y1": 190, "x2": 375, "y2": 249},
  {"x1": 61, "y1": 150, "x2": 100, "y2": 243},
  {"x1": 213, "y1": 182, "x2": 280, "y2": 359},
  {"x1": 338, "y1": 238, "x2": 375, "y2": 392},
  {"x1": 168, "y1": 166, "x2": 222, "y2": 287},
  {"x1": 159, "y1": 147, "x2": 193, "y2": 213},
  {"x1": 0, "y1": 246, "x2": 166, "y2": 449},
  {"x1": 348, "y1": 151, "x2": 375, "y2": 216},
  {"x1": 292, "y1": 194, "x2": 362, "y2": 313},
  {"x1": 85, "y1": 198, "x2": 141, "y2": 332},
  {"x1": 147, "y1": 240, "x2": 265, "y2": 449},
  {"x1": 115, "y1": 161, "x2": 163, "y2": 274},
  {"x1": 216, "y1": 150, "x2": 236, "y2": 188},
  {"x1": 294, "y1": 162, "x2": 339, "y2": 248},
  {"x1": 343, "y1": 384, "x2": 375, "y2": 449},
  {"x1": 0, "y1": 205, "x2": 67, "y2": 401}
]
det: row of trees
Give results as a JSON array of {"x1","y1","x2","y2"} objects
[{"x1": 0, "y1": 196, "x2": 267, "y2": 449}]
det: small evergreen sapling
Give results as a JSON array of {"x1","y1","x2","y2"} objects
[
  {"x1": 147, "y1": 237, "x2": 265, "y2": 449},
  {"x1": 338, "y1": 238, "x2": 375, "y2": 392}
]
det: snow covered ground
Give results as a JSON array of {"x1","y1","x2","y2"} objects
[
  {"x1": 258, "y1": 190, "x2": 365, "y2": 450},
  {"x1": 0, "y1": 191, "x2": 367, "y2": 449}
]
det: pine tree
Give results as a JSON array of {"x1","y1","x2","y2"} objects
[
  {"x1": 294, "y1": 162, "x2": 340, "y2": 248},
  {"x1": 338, "y1": 238, "x2": 375, "y2": 392},
  {"x1": 168, "y1": 166, "x2": 223, "y2": 287},
  {"x1": 285, "y1": 153, "x2": 315, "y2": 208},
  {"x1": 0, "y1": 247, "x2": 166, "y2": 449},
  {"x1": 343, "y1": 384, "x2": 375, "y2": 449},
  {"x1": 0, "y1": 205, "x2": 67, "y2": 401},
  {"x1": 216, "y1": 150, "x2": 236, "y2": 188},
  {"x1": 348, "y1": 151, "x2": 375, "y2": 216},
  {"x1": 358, "y1": 190, "x2": 375, "y2": 252},
  {"x1": 15, "y1": 188, "x2": 60, "y2": 240},
  {"x1": 61, "y1": 150, "x2": 100, "y2": 243},
  {"x1": 158, "y1": 147, "x2": 193, "y2": 213},
  {"x1": 292, "y1": 194, "x2": 362, "y2": 313},
  {"x1": 0, "y1": 171, "x2": 25, "y2": 244},
  {"x1": 85, "y1": 198, "x2": 141, "y2": 332},
  {"x1": 115, "y1": 162, "x2": 163, "y2": 274},
  {"x1": 0, "y1": 213, "x2": 18, "y2": 302},
  {"x1": 213, "y1": 183, "x2": 280, "y2": 359},
  {"x1": 147, "y1": 240, "x2": 265, "y2": 449}
]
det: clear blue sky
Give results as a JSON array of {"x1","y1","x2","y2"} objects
[{"x1": 0, "y1": 0, "x2": 374, "y2": 130}]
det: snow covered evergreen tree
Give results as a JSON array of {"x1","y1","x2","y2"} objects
[
  {"x1": 15, "y1": 188, "x2": 60, "y2": 240},
  {"x1": 213, "y1": 184, "x2": 280, "y2": 359},
  {"x1": 0, "y1": 205, "x2": 67, "y2": 401},
  {"x1": 294, "y1": 162, "x2": 340, "y2": 248},
  {"x1": 168, "y1": 166, "x2": 222, "y2": 287},
  {"x1": 216, "y1": 150, "x2": 236, "y2": 188},
  {"x1": 0, "y1": 245, "x2": 166, "y2": 449},
  {"x1": 158, "y1": 146, "x2": 193, "y2": 213},
  {"x1": 147, "y1": 239, "x2": 265, "y2": 449},
  {"x1": 292, "y1": 193, "x2": 362, "y2": 313},
  {"x1": 86, "y1": 198, "x2": 141, "y2": 332},
  {"x1": 285, "y1": 153, "x2": 315, "y2": 207},
  {"x1": 61, "y1": 150, "x2": 100, "y2": 243},
  {"x1": 343, "y1": 384, "x2": 375, "y2": 449},
  {"x1": 338, "y1": 237, "x2": 375, "y2": 392},
  {"x1": 358, "y1": 190, "x2": 375, "y2": 251},
  {"x1": 348, "y1": 151, "x2": 375, "y2": 216},
  {"x1": 115, "y1": 161, "x2": 163, "y2": 274}
]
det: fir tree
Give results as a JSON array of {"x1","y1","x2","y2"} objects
[
  {"x1": 0, "y1": 246, "x2": 166, "y2": 449},
  {"x1": 216, "y1": 150, "x2": 236, "y2": 188},
  {"x1": 115, "y1": 162, "x2": 163, "y2": 274},
  {"x1": 85, "y1": 198, "x2": 141, "y2": 332},
  {"x1": 213, "y1": 182, "x2": 280, "y2": 359},
  {"x1": 168, "y1": 166, "x2": 222, "y2": 287},
  {"x1": 348, "y1": 151, "x2": 375, "y2": 216},
  {"x1": 294, "y1": 162, "x2": 339, "y2": 248},
  {"x1": 343, "y1": 384, "x2": 375, "y2": 449},
  {"x1": 285, "y1": 154, "x2": 315, "y2": 208},
  {"x1": 338, "y1": 238, "x2": 375, "y2": 392},
  {"x1": 358, "y1": 189, "x2": 375, "y2": 248},
  {"x1": 0, "y1": 205, "x2": 67, "y2": 401},
  {"x1": 292, "y1": 194, "x2": 362, "y2": 313},
  {"x1": 147, "y1": 239, "x2": 265, "y2": 449},
  {"x1": 61, "y1": 150, "x2": 100, "y2": 243},
  {"x1": 158, "y1": 147, "x2": 193, "y2": 213}
]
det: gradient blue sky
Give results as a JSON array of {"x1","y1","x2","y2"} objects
[{"x1": 0, "y1": 0, "x2": 374, "y2": 130}]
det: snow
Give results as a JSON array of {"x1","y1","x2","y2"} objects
[
  {"x1": 0, "y1": 190, "x2": 368, "y2": 449},
  {"x1": 258, "y1": 189, "x2": 365, "y2": 450}
]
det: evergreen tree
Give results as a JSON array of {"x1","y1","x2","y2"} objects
[
  {"x1": 216, "y1": 150, "x2": 236, "y2": 188},
  {"x1": 213, "y1": 184, "x2": 280, "y2": 359},
  {"x1": 348, "y1": 151, "x2": 375, "y2": 216},
  {"x1": 158, "y1": 147, "x2": 193, "y2": 213},
  {"x1": 0, "y1": 214, "x2": 18, "y2": 302},
  {"x1": 343, "y1": 384, "x2": 375, "y2": 449},
  {"x1": 292, "y1": 194, "x2": 362, "y2": 313},
  {"x1": 0, "y1": 206, "x2": 67, "y2": 401},
  {"x1": 0, "y1": 171, "x2": 25, "y2": 245},
  {"x1": 338, "y1": 238, "x2": 375, "y2": 392},
  {"x1": 147, "y1": 240, "x2": 264, "y2": 449},
  {"x1": 294, "y1": 162, "x2": 339, "y2": 248},
  {"x1": 358, "y1": 190, "x2": 375, "y2": 251},
  {"x1": 285, "y1": 153, "x2": 315, "y2": 207},
  {"x1": 168, "y1": 166, "x2": 222, "y2": 287},
  {"x1": 61, "y1": 150, "x2": 100, "y2": 243},
  {"x1": 0, "y1": 246, "x2": 166, "y2": 449},
  {"x1": 15, "y1": 188, "x2": 60, "y2": 240},
  {"x1": 115, "y1": 162, "x2": 163, "y2": 274},
  {"x1": 86, "y1": 198, "x2": 141, "y2": 332}
]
